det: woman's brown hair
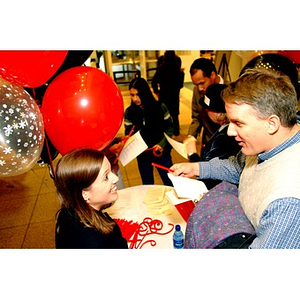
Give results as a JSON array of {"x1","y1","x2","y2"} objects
[{"x1": 55, "y1": 148, "x2": 115, "y2": 234}]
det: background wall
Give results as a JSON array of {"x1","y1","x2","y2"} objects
[{"x1": 88, "y1": 50, "x2": 263, "y2": 83}]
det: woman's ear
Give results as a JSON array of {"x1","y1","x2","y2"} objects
[
  {"x1": 82, "y1": 190, "x2": 90, "y2": 202},
  {"x1": 267, "y1": 114, "x2": 280, "y2": 134}
]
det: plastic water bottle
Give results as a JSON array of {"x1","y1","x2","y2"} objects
[{"x1": 173, "y1": 224, "x2": 184, "y2": 249}]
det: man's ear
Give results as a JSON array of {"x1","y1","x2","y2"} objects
[
  {"x1": 267, "y1": 114, "x2": 280, "y2": 134},
  {"x1": 210, "y1": 71, "x2": 217, "y2": 82}
]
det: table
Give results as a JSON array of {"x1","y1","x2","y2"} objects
[{"x1": 104, "y1": 185, "x2": 187, "y2": 249}]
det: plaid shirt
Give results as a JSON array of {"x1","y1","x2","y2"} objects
[{"x1": 198, "y1": 130, "x2": 300, "y2": 249}]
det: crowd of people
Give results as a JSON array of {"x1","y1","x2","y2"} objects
[{"x1": 54, "y1": 52, "x2": 300, "y2": 249}]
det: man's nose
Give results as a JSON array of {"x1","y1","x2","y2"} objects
[{"x1": 227, "y1": 123, "x2": 237, "y2": 136}]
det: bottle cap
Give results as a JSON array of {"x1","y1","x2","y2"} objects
[{"x1": 175, "y1": 224, "x2": 181, "y2": 231}]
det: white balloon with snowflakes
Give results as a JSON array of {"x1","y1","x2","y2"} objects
[{"x1": 0, "y1": 77, "x2": 45, "y2": 177}]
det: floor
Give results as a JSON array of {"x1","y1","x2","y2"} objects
[{"x1": 0, "y1": 84, "x2": 197, "y2": 249}]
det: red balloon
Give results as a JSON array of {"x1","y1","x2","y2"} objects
[
  {"x1": 278, "y1": 51, "x2": 300, "y2": 64},
  {"x1": 0, "y1": 50, "x2": 68, "y2": 88},
  {"x1": 41, "y1": 66, "x2": 124, "y2": 155}
]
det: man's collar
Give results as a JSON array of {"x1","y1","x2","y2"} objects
[{"x1": 257, "y1": 129, "x2": 300, "y2": 163}]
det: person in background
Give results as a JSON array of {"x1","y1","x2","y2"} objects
[
  {"x1": 152, "y1": 51, "x2": 184, "y2": 136},
  {"x1": 171, "y1": 68, "x2": 300, "y2": 249},
  {"x1": 55, "y1": 148, "x2": 128, "y2": 249},
  {"x1": 124, "y1": 75, "x2": 174, "y2": 186},
  {"x1": 188, "y1": 58, "x2": 224, "y2": 144},
  {"x1": 184, "y1": 84, "x2": 241, "y2": 189},
  {"x1": 156, "y1": 51, "x2": 182, "y2": 69}
]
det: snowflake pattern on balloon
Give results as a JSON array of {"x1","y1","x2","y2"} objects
[{"x1": 0, "y1": 78, "x2": 45, "y2": 177}]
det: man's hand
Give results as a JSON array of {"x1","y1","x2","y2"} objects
[{"x1": 170, "y1": 162, "x2": 200, "y2": 177}]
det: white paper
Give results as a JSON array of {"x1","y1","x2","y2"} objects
[
  {"x1": 165, "y1": 190, "x2": 193, "y2": 205},
  {"x1": 118, "y1": 131, "x2": 148, "y2": 166},
  {"x1": 167, "y1": 173, "x2": 208, "y2": 200},
  {"x1": 164, "y1": 133, "x2": 188, "y2": 159}
]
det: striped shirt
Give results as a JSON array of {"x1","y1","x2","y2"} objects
[{"x1": 197, "y1": 130, "x2": 300, "y2": 249}]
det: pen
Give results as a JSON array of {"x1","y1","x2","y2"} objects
[
  {"x1": 127, "y1": 125, "x2": 135, "y2": 139},
  {"x1": 114, "y1": 125, "x2": 135, "y2": 164},
  {"x1": 151, "y1": 162, "x2": 174, "y2": 172}
]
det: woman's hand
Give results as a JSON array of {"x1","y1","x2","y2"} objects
[
  {"x1": 170, "y1": 162, "x2": 200, "y2": 178},
  {"x1": 152, "y1": 144, "x2": 163, "y2": 156},
  {"x1": 109, "y1": 141, "x2": 124, "y2": 154}
]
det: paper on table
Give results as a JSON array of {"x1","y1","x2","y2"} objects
[
  {"x1": 118, "y1": 131, "x2": 148, "y2": 166},
  {"x1": 165, "y1": 190, "x2": 196, "y2": 222},
  {"x1": 167, "y1": 173, "x2": 208, "y2": 200},
  {"x1": 164, "y1": 133, "x2": 188, "y2": 159},
  {"x1": 143, "y1": 186, "x2": 172, "y2": 216},
  {"x1": 165, "y1": 190, "x2": 192, "y2": 205}
]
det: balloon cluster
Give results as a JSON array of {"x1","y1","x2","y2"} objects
[{"x1": 0, "y1": 50, "x2": 124, "y2": 177}]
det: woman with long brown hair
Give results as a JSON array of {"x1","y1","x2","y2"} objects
[
  {"x1": 55, "y1": 148, "x2": 128, "y2": 249},
  {"x1": 124, "y1": 76, "x2": 174, "y2": 186}
]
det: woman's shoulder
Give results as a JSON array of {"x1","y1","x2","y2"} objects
[
  {"x1": 56, "y1": 207, "x2": 81, "y2": 227},
  {"x1": 56, "y1": 208, "x2": 101, "y2": 248},
  {"x1": 57, "y1": 206, "x2": 75, "y2": 219},
  {"x1": 124, "y1": 104, "x2": 133, "y2": 113},
  {"x1": 125, "y1": 103, "x2": 140, "y2": 114}
]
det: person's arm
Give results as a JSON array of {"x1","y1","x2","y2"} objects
[
  {"x1": 198, "y1": 151, "x2": 245, "y2": 184},
  {"x1": 151, "y1": 70, "x2": 160, "y2": 95},
  {"x1": 187, "y1": 88, "x2": 202, "y2": 138},
  {"x1": 171, "y1": 151, "x2": 245, "y2": 185},
  {"x1": 157, "y1": 103, "x2": 175, "y2": 149},
  {"x1": 249, "y1": 198, "x2": 300, "y2": 249}
]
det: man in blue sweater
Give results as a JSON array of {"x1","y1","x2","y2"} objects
[{"x1": 171, "y1": 68, "x2": 300, "y2": 249}]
